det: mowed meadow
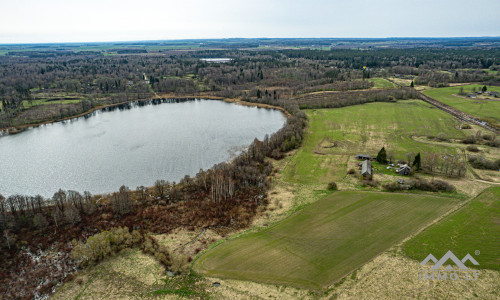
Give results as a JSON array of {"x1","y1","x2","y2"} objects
[
  {"x1": 194, "y1": 191, "x2": 458, "y2": 289},
  {"x1": 283, "y1": 100, "x2": 465, "y2": 184},
  {"x1": 424, "y1": 84, "x2": 500, "y2": 125},
  {"x1": 404, "y1": 186, "x2": 500, "y2": 271}
]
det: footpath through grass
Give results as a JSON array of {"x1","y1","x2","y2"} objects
[
  {"x1": 194, "y1": 191, "x2": 458, "y2": 289},
  {"x1": 404, "y1": 186, "x2": 500, "y2": 271}
]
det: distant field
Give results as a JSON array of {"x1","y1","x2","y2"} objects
[
  {"x1": 404, "y1": 186, "x2": 500, "y2": 271},
  {"x1": 283, "y1": 100, "x2": 465, "y2": 184},
  {"x1": 194, "y1": 191, "x2": 458, "y2": 289},
  {"x1": 22, "y1": 98, "x2": 82, "y2": 108},
  {"x1": 369, "y1": 78, "x2": 395, "y2": 88},
  {"x1": 424, "y1": 85, "x2": 500, "y2": 124}
]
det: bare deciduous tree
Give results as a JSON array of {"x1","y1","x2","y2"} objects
[
  {"x1": 3, "y1": 229, "x2": 16, "y2": 249},
  {"x1": 154, "y1": 180, "x2": 166, "y2": 198},
  {"x1": 111, "y1": 185, "x2": 134, "y2": 215},
  {"x1": 52, "y1": 189, "x2": 67, "y2": 212},
  {"x1": 67, "y1": 190, "x2": 84, "y2": 212},
  {"x1": 136, "y1": 186, "x2": 147, "y2": 202},
  {"x1": 64, "y1": 206, "x2": 81, "y2": 225}
]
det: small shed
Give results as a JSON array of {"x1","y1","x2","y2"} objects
[
  {"x1": 396, "y1": 164, "x2": 411, "y2": 176},
  {"x1": 361, "y1": 160, "x2": 372, "y2": 176},
  {"x1": 356, "y1": 154, "x2": 371, "y2": 161}
]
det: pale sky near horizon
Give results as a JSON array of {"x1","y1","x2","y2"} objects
[{"x1": 1, "y1": 0, "x2": 499, "y2": 44}]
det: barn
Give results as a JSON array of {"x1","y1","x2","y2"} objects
[
  {"x1": 356, "y1": 154, "x2": 371, "y2": 161},
  {"x1": 361, "y1": 160, "x2": 372, "y2": 176}
]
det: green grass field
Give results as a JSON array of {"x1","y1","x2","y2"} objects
[
  {"x1": 283, "y1": 100, "x2": 465, "y2": 184},
  {"x1": 404, "y1": 186, "x2": 500, "y2": 271},
  {"x1": 369, "y1": 78, "x2": 396, "y2": 89},
  {"x1": 424, "y1": 85, "x2": 500, "y2": 124},
  {"x1": 194, "y1": 191, "x2": 458, "y2": 289},
  {"x1": 22, "y1": 99, "x2": 82, "y2": 108}
]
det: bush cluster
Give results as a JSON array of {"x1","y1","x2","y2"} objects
[
  {"x1": 70, "y1": 227, "x2": 142, "y2": 267},
  {"x1": 383, "y1": 178, "x2": 455, "y2": 192},
  {"x1": 468, "y1": 156, "x2": 500, "y2": 170}
]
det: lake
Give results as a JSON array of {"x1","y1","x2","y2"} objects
[{"x1": 0, "y1": 99, "x2": 286, "y2": 198}]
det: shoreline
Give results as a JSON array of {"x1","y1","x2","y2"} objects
[
  {"x1": 0, "y1": 95, "x2": 290, "y2": 198},
  {"x1": 0, "y1": 94, "x2": 289, "y2": 136}
]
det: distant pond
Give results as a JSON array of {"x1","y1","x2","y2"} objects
[{"x1": 0, "y1": 99, "x2": 286, "y2": 197}]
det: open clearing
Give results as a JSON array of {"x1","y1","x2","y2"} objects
[
  {"x1": 369, "y1": 77, "x2": 396, "y2": 89},
  {"x1": 194, "y1": 191, "x2": 458, "y2": 289},
  {"x1": 283, "y1": 100, "x2": 465, "y2": 184},
  {"x1": 423, "y1": 84, "x2": 500, "y2": 124},
  {"x1": 404, "y1": 186, "x2": 500, "y2": 271}
]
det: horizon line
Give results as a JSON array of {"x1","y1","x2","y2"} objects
[{"x1": 1, "y1": 36, "x2": 500, "y2": 46}]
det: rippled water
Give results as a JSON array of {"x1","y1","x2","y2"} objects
[{"x1": 0, "y1": 99, "x2": 285, "y2": 197}]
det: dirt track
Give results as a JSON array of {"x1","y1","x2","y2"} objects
[{"x1": 417, "y1": 92, "x2": 499, "y2": 134}]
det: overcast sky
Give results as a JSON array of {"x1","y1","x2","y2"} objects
[{"x1": 1, "y1": 0, "x2": 499, "y2": 43}]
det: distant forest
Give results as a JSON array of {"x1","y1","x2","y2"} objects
[{"x1": 0, "y1": 38, "x2": 499, "y2": 128}]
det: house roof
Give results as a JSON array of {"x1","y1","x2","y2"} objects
[
  {"x1": 398, "y1": 164, "x2": 410, "y2": 170},
  {"x1": 362, "y1": 160, "x2": 372, "y2": 175}
]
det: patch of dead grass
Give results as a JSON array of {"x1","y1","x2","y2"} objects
[{"x1": 52, "y1": 248, "x2": 165, "y2": 299}]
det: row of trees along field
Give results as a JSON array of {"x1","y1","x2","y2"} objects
[{"x1": 0, "y1": 97, "x2": 306, "y2": 299}]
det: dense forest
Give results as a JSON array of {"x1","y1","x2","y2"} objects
[{"x1": 1, "y1": 39, "x2": 499, "y2": 298}]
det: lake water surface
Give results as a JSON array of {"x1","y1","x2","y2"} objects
[{"x1": 0, "y1": 99, "x2": 285, "y2": 197}]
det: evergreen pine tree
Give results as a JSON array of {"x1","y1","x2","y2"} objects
[
  {"x1": 413, "y1": 153, "x2": 421, "y2": 170},
  {"x1": 376, "y1": 147, "x2": 388, "y2": 164}
]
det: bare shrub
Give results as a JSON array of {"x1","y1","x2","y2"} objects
[
  {"x1": 361, "y1": 180, "x2": 379, "y2": 188},
  {"x1": 327, "y1": 182, "x2": 338, "y2": 190},
  {"x1": 33, "y1": 213, "x2": 49, "y2": 229},
  {"x1": 462, "y1": 135, "x2": 476, "y2": 144},
  {"x1": 383, "y1": 182, "x2": 402, "y2": 192},
  {"x1": 468, "y1": 156, "x2": 500, "y2": 170},
  {"x1": 466, "y1": 145, "x2": 480, "y2": 152},
  {"x1": 170, "y1": 254, "x2": 190, "y2": 275}
]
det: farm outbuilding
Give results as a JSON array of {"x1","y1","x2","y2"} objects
[
  {"x1": 396, "y1": 164, "x2": 411, "y2": 176},
  {"x1": 361, "y1": 160, "x2": 372, "y2": 176},
  {"x1": 356, "y1": 154, "x2": 371, "y2": 161}
]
